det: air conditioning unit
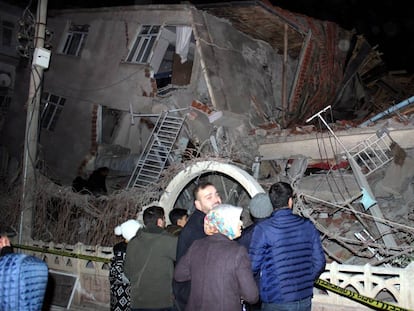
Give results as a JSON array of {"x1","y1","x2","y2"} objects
[
  {"x1": 0, "y1": 72, "x2": 11, "y2": 88},
  {"x1": 0, "y1": 63, "x2": 16, "y2": 89}
]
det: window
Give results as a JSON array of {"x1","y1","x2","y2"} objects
[
  {"x1": 41, "y1": 93, "x2": 65, "y2": 131},
  {"x1": 60, "y1": 24, "x2": 89, "y2": 56},
  {"x1": 0, "y1": 95, "x2": 11, "y2": 116},
  {"x1": 1, "y1": 20, "x2": 14, "y2": 47},
  {"x1": 126, "y1": 25, "x2": 161, "y2": 63}
]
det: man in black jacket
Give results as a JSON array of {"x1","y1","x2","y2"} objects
[{"x1": 173, "y1": 182, "x2": 222, "y2": 311}]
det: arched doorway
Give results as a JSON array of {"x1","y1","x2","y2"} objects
[{"x1": 157, "y1": 160, "x2": 265, "y2": 224}]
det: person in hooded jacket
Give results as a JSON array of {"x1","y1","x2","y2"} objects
[{"x1": 110, "y1": 219, "x2": 143, "y2": 311}]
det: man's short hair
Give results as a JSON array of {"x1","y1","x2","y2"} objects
[
  {"x1": 193, "y1": 181, "x2": 215, "y2": 200},
  {"x1": 168, "y1": 208, "x2": 188, "y2": 225},
  {"x1": 143, "y1": 206, "x2": 165, "y2": 226},
  {"x1": 269, "y1": 182, "x2": 293, "y2": 210}
]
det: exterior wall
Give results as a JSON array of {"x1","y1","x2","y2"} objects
[
  {"x1": 0, "y1": 2, "x2": 29, "y2": 162},
  {"x1": 0, "y1": 2, "x2": 21, "y2": 60},
  {"x1": 3, "y1": 3, "x2": 294, "y2": 185},
  {"x1": 41, "y1": 5, "x2": 194, "y2": 183}
]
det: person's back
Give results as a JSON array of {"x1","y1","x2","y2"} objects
[
  {"x1": 110, "y1": 219, "x2": 142, "y2": 311},
  {"x1": 0, "y1": 253, "x2": 49, "y2": 311},
  {"x1": 249, "y1": 182, "x2": 326, "y2": 311},
  {"x1": 124, "y1": 206, "x2": 177, "y2": 311},
  {"x1": 174, "y1": 204, "x2": 258, "y2": 311}
]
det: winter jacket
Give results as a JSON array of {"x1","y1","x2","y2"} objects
[
  {"x1": 176, "y1": 209, "x2": 206, "y2": 260},
  {"x1": 174, "y1": 233, "x2": 259, "y2": 311},
  {"x1": 249, "y1": 208, "x2": 326, "y2": 304},
  {"x1": 173, "y1": 209, "x2": 207, "y2": 310},
  {"x1": 124, "y1": 225, "x2": 177, "y2": 309},
  {"x1": 0, "y1": 253, "x2": 48, "y2": 311},
  {"x1": 236, "y1": 218, "x2": 267, "y2": 250}
]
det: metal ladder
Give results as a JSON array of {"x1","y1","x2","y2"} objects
[
  {"x1": 127, "y1": 111, "x2": 186, "y2": 188},
  {"x1": 348, "y1": 128, "x2": 394, "y2": 176},
  {"x1": 307, "y1": 106, "x2": 397, "y2": 248}
]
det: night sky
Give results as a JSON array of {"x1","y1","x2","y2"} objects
[
  {"x1": 12, "y1": 0, "x2": 414, "y2": 73},
  {"x1": 272, "y1": 0, "x2": 414, "y2": 74}
]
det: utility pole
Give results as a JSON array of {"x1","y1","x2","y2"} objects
[{"x1": 20, "y1": 0, "x2": 49, "y2": 243}]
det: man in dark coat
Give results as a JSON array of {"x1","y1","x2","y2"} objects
[
  {"x1": 173, "y1": 182, "x2": 222, "y2": 311},
  {"x1": 124, "y1": 206, "x2": 177, "y2": 310},
  {"x1": 249, "y1": 182, "x2": 326, "y2": 311}
]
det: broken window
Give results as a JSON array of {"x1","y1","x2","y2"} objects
[
  {"x1": 40, "y1": 92, "x2": 65, "y2": 131},
  {"x1": 125, "y1": 24, "x2": 195, "y2": 92},
  {"x1": 100, "y1": 105, "x2": 122, "y2": 144},
  {"x1": 60, "y1": 23, "x2": 89, "y2": 56},
  {"x1": 1, "y1": 20, "x2": 14, "y2": 47},
  {"x1": 153, "y1": 26, "x2": 195, "y2": 94},
  {"x1": 126, "y1": 25, "x2": 161, "y2": 64}
]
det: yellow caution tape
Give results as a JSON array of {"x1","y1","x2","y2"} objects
[
  {"x1": 315, "y1": 278, "x2": 411, "y2": 311},
  {"x1": 14, "y1": 244, "x2": 111, "y2": 263},
  {"x1": 14, "y1": 244, "x2": 412, "y2": 310}
]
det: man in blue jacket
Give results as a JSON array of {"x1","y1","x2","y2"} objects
[{"x1": 249, "y1": 182, "x2": 326, "y2": 311}]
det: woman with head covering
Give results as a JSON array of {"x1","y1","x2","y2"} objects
[
  {"x1": 174, "y1": 204, "x2": 258, "y2": 311},
  {"x1": 109, "y1": 219, "x2": 142, "y2": 311}
]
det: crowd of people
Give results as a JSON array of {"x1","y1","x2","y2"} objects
[{"x1": 109, "y1": 181, "x2": 326, "y2": 311}]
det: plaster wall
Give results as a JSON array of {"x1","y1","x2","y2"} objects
[
  {"x1": 0, "y1": 2, "x2": 22, "y2": 59},
  {"x1": 39, "y1": 6, "x2": 194, "y2": 183},
  {"x1": 0, "y1": 2, "x2": 30, "y2": 163},
  {"x1": 3, "y1": 4, "x2": 297, "y2": 185}
]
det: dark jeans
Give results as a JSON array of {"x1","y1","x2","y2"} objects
[{"x1": 261, "y1": 297, "x2": 312, "y2": 311}]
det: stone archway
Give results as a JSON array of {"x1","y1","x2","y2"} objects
[{"x1": 157, "y1": 160, "x2": 265, "y2": 220}]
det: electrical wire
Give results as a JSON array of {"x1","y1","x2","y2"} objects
[{"x1": 52, "y1": 68, "x2": 144, "y2": 93}]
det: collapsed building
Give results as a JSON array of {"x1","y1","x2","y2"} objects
[{"x1": 0, "y1": 0, "x2": 414, "y2": 275}]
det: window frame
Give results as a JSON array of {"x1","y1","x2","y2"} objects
[
  {"x1": 0, "y1": 94, "x2": 11, "y2": 116},
  {"x1": 40, "y1": 92, "x2": 66, "y2": 131},
  {"x1": 126, "y1": 24, "x2": 161, "y2": 64},
  {"x1": 60, "y1": 23, "x2": 89, "y2": 56},
  {"x1": 1, "y1": 20, "x2": 14, "y2": 47}
]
